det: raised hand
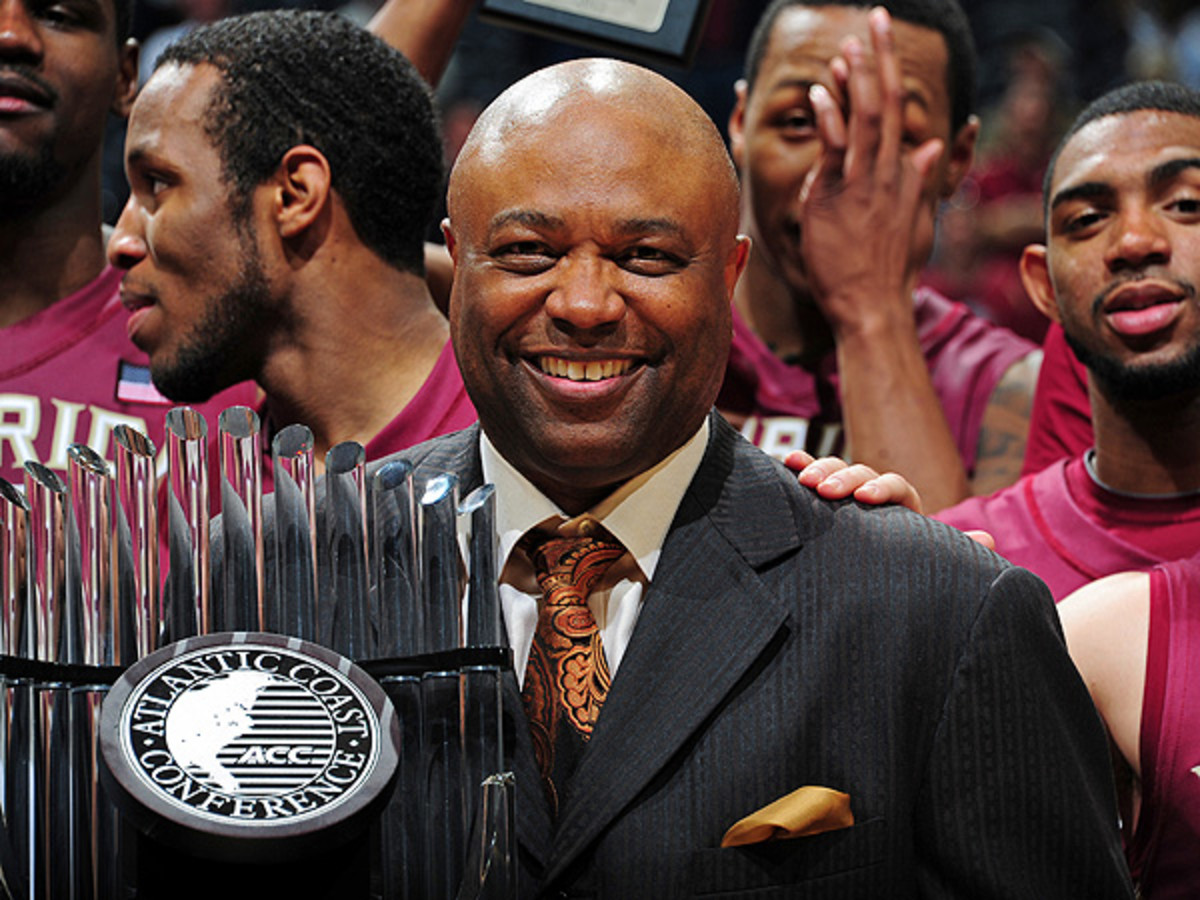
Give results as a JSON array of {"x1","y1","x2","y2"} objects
[{"x1": 798, "y1": 6, "x2": 944, "y2": 332}]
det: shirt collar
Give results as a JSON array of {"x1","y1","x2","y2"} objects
[{"x1": 481, "y1": 418, "x2": 710, "y2": 582}]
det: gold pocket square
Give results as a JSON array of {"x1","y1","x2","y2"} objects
[{"x1": 720, "y1": 786, "x2": 854, "y2": 848}]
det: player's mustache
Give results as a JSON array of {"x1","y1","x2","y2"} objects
[{"x1": 0, "y1": 65, "x2": 58, "y2": 106}]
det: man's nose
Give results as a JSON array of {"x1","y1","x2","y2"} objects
[
  {"x1": 107, "y1": 195, "x2": 148, "y2": 270},
  {"x1": 544, "y1": 256, "x2": 626, "y2": 336},
  {"x1": 0, "y1": 0, "x2": 43, "y2": 61},
  {"x1": 1106, "y1": 204, "x2": 1171, "y2": 274}
]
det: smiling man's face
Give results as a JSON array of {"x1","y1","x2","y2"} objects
[
  {"x1": 445, "y1": 65, "x2": 747, "y2": 513},
  {"x1": 1023, "y1": 109, "x2": 1200, "y2": 401}
]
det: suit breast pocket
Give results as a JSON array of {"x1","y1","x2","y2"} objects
[{"x1": 688, "y1": 818, "x2": 890, "y2": 899}]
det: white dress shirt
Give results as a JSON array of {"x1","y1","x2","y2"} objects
[{"x1": 480, "y1": 419, "x2": 710, "y2": 686}]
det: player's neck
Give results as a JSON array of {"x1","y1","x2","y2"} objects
[
  {"x1": 257, "y1": 272, "x2": 450, "y2": 467},
  {"x1": 733, "y1": 250, "x2": 834, "y2": 367},
  {"x1": 1091, "y1": 384, "x2": 1200, "y2": 495},
  {"x1": 0, "y1": 172, "x2": 108, "y2": 328}
]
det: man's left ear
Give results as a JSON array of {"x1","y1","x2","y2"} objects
[
  {"x1": 274, "y1": 146, "x2": 332, "y2": 238},
  {"x1": 726, "y1": 234, "x2": 751, "y2": 294},
  {"x1": 941, "y1": 114, "x2": 979, "y2": 198},
  {"x1": 112, "y1": 38, "x2": 139, "y2": 118}
]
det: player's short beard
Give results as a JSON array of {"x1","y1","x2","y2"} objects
[
  {"x1": 1064, "y1": 328, "x2": 1200, "y2": 405},
  {"x1": 150, "y1": 237, "x2": 273, "y2": 403},
  {"x1": 0, "y1": 144, "x2": 67, "y2": 214}
]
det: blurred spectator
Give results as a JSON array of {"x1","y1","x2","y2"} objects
[
  {"x1": 1125, "y1": 0, "x2": 1200, "y2": 89},
  {"x1": 925, "y1": 28, "x2": 1074, "y2": 342},
  {"x1": 138, "y1": 0, "x2": 231, "y2": 84}
]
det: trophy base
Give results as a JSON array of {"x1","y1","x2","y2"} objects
[{"x1": 132, "y1": 830, "x2": 371, "y2": 899}]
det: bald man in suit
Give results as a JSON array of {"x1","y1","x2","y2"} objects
[{"x1": 332, "y1": 57, "x2": 1131, "y2": 899}]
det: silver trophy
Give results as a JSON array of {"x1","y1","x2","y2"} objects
[{"x1": 1, "y1": 407, "x2": 517, "y2": 900}]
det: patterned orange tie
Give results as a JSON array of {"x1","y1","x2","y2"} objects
[{"x1": 519, "y1": 527, "x2": 625, "y2": 817}]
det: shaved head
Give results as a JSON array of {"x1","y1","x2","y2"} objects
[
  {"x1": 448, "y1": 58, "x2": 740, "y2": 238},
  {"x1": 443, "y1": 58, "x2": 749, "y2": 512}
]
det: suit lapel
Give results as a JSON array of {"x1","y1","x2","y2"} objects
[{"x1": 544, "y1": 417, "x2": 806, "y2": 883}]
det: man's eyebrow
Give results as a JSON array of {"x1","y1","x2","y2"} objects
[
  {"x1": 609, "y1": 219, "x2": 686, "y2": 244},
  {"x1": 766, "y1": 77, "x2": 816, "y2": 96},
  {"x1": 1149, "y1": 156, "x2": 1200, "y2": 189},
  {"x1": 1049, "y1": 181, "x2": 1113, "y2": 212},
  {"x1": 1050, "y1": 157, "x2": 1200, "y2": 212},
  {"x1": 485, "y1": 212, "x2": 685, "y2": 241},
  {"x1": 487, "y1": 210, "x2": 564, "y2": 235},
  {"x1": 124, "y1": 145, "x2": 151, "y2": 170},
  {"x1": 767, "y1": 77, "x2": 929, "y2": 113},
  {"x1": 902, "y1": 87, "x2": 931, "y2": 113}
]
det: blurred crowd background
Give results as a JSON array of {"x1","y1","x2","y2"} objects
[{"x1": 103, "y1": 0, "x2": 1200, "y2": 345}]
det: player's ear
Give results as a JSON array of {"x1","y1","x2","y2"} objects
[
  {"x1": 728, "y1": 80, "x2": 750, "y2": 170},
  {"x1": 941, "y1": 114, "x2": 979, "y2": 198},
  {"x1": 112, "y1": 38, "x2": 139, "y2": 118},
  {"x1": 274, "y1": 145, "x2": 332, "y2": 239},
  {"x1": 1020, "y1": 243, "x2": 1060, "y2": 323},
  {"x1": 726, "y1": 235, "x2": 751, "y2": 295}
]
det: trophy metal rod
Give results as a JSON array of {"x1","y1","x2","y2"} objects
[
  {"x1": 455, "y1": 772, "x2": 516, "y2": 900},
  {"x1": 218, "y1": 406, "x2": 265, "y2": 632},
  {"x1": 0, "y1": 479, "x2": 32, "y2": 900},
  {"x1": 67, "y1": 444, "x2": 112, "y2": 669},
  {"x1": 0, "y1": 478, "x2": 29, "y2": 659},
  {"x1": 372, "y1": 460, "x2": 422, "y2": 900},
  {"x1": 420, "y1": 474, "x2": 461, "y2": 655},
  {"x1": 67, "y1": 444, "x2": 130, "y2": 900},
  {"x1": 165, "y1": 408, "x2": 211, "y2": 639},
  {"x1": 24, "y1": 463, "x2": 68, "y2": 667},
  {"x1": 419, "y1": 472, "x2": 465, "y2": 900},
  {"x1": 460, "y1": 484, "x2": 499, "y2": 650},
  {"x1": 372, "y1": 459, "x2": 418, "y2": 658},
  {"x1": 376, "y1": 672, "x2": 424, "y2": 900},
  {"x1": 24, "y1": 462, "x2": 72, "y2": 899},
  {"x1": 457, "y1": 484, "x2": 505, "y2": 855},
  {"x1": 271, "y1": 424, "x2": 318, "y2": 640},
  {"x1": 113, "y1": 424, "x2": 159, "y2": 661},
  {"x1": 324, "y1": 441, "x2": 371, "y2": 658}
]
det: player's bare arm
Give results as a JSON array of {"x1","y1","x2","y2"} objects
[
  {"x1": 1058, "y1": 571, "x2": 1150, "y2": 831},
  {"x1": 972, "y1": 349, "x2": 1042, "y2": 495},
  {"x1": 368, "y1": 0, "x2": 473, "y2": 85},
  {"x1": 800, "y1": 8, "x2": 977, "y2": 513}
]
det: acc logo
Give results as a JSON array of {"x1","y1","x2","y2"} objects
[{"x1": 115, "y1": 637, "x2": 382, "y2": 827}]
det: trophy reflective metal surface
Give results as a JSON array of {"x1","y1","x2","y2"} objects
[
  {"x1": 1, "y1": 477, "x2": 33, "y2": 900},
  {"x1": 0, "y1": 409, "x2": 515, "y2": 899},
  {"x1": 164, "y1": 407, "x2": 210, "y2": 642},
  {"x1": 217, "y1": 406, "x2": 264, "y2": 633},
  {"x1": 270, "y1": 424, "x2": 318, "y2": 640}
]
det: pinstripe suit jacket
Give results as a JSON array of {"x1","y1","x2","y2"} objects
[{"x1": 362, "y1": 413, "x2": 1132, "y2": 899}]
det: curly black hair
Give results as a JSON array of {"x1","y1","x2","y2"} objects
[
  {"x1": 1042, "y1": 80, "x2": 1200, "y2": 217},
  {"x1": 742, "y1": 0, "x2": 977, "y2": 134},
  {"x1": 157, "y1": 10, "x2": 442, "y2": 275}
]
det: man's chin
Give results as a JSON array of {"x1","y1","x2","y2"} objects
[
  {"x1": 149, "y1": 363, "x2": 222, "y2": 405},
  {"x1": 0, "y1": 145, "x2": 66, "y2": 208}
]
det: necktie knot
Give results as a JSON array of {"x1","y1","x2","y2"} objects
[{"x1": 520, "y1": 531, "x2": 626, "y2": 605}]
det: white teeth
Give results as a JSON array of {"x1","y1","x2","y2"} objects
[{"x1": 538, "y1": 356, "x2": 632, "y2": 382}]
